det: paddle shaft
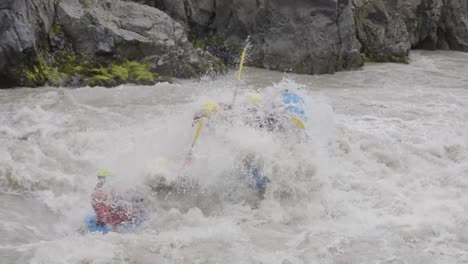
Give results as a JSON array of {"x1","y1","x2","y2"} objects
[
  {"x1": 180, "y1": 45, "x2": 247, "y2": 172},
  {"x1": 232, "y1": 47, "x2": 247, "y2": 106}
]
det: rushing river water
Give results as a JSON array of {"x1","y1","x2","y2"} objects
[{"x1": 0, "y1": 50, "x2": 467, "y2": 264}]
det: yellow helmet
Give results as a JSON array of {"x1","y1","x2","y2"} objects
[
  {"x1": 155, "y1": 157, "x2": 168, "y2": 167},
  {"x1": 202, "y1": 102, "x2": 218, "y2": 115},
  {"x1": 97, "y1": 169, "x2": 113, "y2": 178},
  {"x1": 246, "y1": 93, "x2": 263, "y2": 105}
]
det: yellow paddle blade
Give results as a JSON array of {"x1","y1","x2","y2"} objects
[
  {"x1": 237, "y1": 48, "x2": 247, "y2": 81},
  {"x1": 192, "y1": 117, "x2": 204, "y2": 147},
  {"x1": 289, "y1": 117, "x2": 305, "y2": 129}
]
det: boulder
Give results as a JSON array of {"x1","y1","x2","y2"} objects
[
  {"x1": 441, "y1": 0, "x2": 468, "y2": 51},
  {"x1": 132, "y1": 0, "x2": 363, "y2": 74},
  {"x1": 56, "y1": 0, "x2": 225, "y2": 77},
  {"x1": 400, "y1": 0, "x2": 443, "y2": 49},
  {"x1": 353, "y1": 0, "x2": 411, "y2": 62},
  {"x1": 0, "y1": 0, "x2": 55, "y2": 88},
  {"x1": 254, "y1": 0, "x2": 362, "y2": 74},
  {"x1": 57, "y1": 0, "x2": 187, "y2": 60},
  {"x1": 0, "y1": 0, "x2": 225, "y2": 88},
  {"x1": 128, "y1": 0, "x2": 215, "y2": 33},
  {"x1": 146, "y1": 0, "x2": 467, "y2": 66},
  {"x1": 2, "y1": 0, "x2": 467, "y2": 87},
  {"x1": 401, "y1": 0, "x2": 468, "y2": 51},
  {"x1": 353, "y1": 0, "x2": 468, "y2": 62}
]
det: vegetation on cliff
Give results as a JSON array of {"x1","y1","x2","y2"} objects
[
  {"x1": 23, "y1": 51, "x2": 158, "y2": 87},
  {"x1": 0, "y1": 0, "x2": 226, "y2": 88}
]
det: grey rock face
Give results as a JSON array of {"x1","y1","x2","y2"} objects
[
  {"x1": 136, "y1": 0, "x2": 363, "y2": 74},
  {"x1": 442, "y1": 0, "x2": 468, "y2": 51},
  {"x1": 129, "y1": 0, "x2": 215, "y2": 32},
  {"x1": 354, "y1": 0, "x2": 411, "y2": 62},
  {"x1": 257, "y1": 0, "x2": 362, "y2": 74},
  {"x1": 2, "y1": 0, "x2": 467, "y2": 87},
  {"x1": 56, "y1": 0, "x2": 225, "y2": 79},
  {"x1": 79, "y1": 0, "x2": 468, "y2": 72},
  {"x1": 0, "y1": 0, "x2": 55, "y2": 87},
  {"x1": 403, "y1": 0, "x2": 468, "y2": 51},
  {"x1": 354, "y1": 0, "x2": 468, "y2": 62},
  {"x1": 58, "y1": 0, "x2": 188, "y2": 62},
  {"x1": 401, "y1": 0, "x2": 443, "y2": 49},
  {"x1": 0, "y1": 0, "x2": 225, "y2": 87},
  {"x1": 236, "y1": 0, "x2": 361, "y2": 73}
]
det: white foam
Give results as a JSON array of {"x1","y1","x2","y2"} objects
[{"x1": 0, "y1": 51, "x2": 467, "y2": 263}]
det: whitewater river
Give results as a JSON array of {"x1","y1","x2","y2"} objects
[{"x1": 1, "y1": 50, "x2": 467, "y2": 263}]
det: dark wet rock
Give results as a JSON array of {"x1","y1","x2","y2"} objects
[
  {"x1": 401, "y1": 0, "x2": 443, "y2": 49},
  {"x1": 354, "y1": 0, "x2": 468, "y2": 62},
  {"x1": 57, "y1": 0, "x2": 187, "y2": 62},
  {"x1": 256, "y1": 0, "x2": 362, "y2": 74},
  {"x1": 442, "y1": 0, "x2": 468, "y2": 51},
  {"x1": 56, "y1": 0, "x2": 225, "y2": 78},
  {"x1": 142, "y1": 49, "x2": 225, "y2": 79},
  {"x1": 353, "y1": 0, "x2": 411, "y2": 63},
  {"x1": 0, "y1": 0, "x2": 55, "y2": 88},
  {"x1": 0, "y1": 0, "x2": 225, "y2": 88},
  {"x1": 128, "y1": 0, "x2": 215, "y2": 33},
  {"x1": 1, "y1": 0, "x2": 468, "y2": 88},
  {"x1": 401, "y1": 0, "x2": 468, "y2": 51},
  {"x1": 132, "y1": 0, "x2": 363, "y2": 74}
]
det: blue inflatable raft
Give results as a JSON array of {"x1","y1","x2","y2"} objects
[{"x1": 85, "y1": 213, "x2": 143, "y2": 234}]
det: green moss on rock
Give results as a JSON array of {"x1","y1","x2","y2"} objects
[
  {"x1": 362, "y1": 55, "x2": 380, "y2": 63},
  {"x1": 89, "y1": 68, "x2": 117, "y2": 87},
  {"x1": 22, "y1": 50, "x2": 160, "y2": 87},
  {"x1": 47, "y1": 67, "x2": 64, "y2": 86},
  {"x1": 54, "y1": 51, "x2": 157, "y2": 86},
  {"x1": 109, "y1": 64, "x2": 129, "y2": 82},
  {"x1": 55, "y1": 52, "x2": 91, "y2": 78},
  {"x1": 124, "y1": 61, "x2": 156, "y2": 85},
  {"x1": 192, "y1": 39, "x2": 207, "y2": 50},
  {"x1": 88, "y1": 61, "x2": 156, "y2": 87},
  {"x1": 83, "y1": 0, "x2": 94, "y2": 11},
  {"x1": 51, "y1": 21, "x2": 62, "y2": 34},
  {"x1": 192, "y1": 35, "x2": 225, "y2": 51},
  {"x1": 24, "y1": 68, "x2": 43, "y2": 87},
  {"x1": 24, "y1": 53, "x2": 56, "y2": 87}
]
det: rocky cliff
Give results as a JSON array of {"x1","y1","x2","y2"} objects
[
  {"x1": 0, "y1": 0, "x2": 225, "y2": 88},
  {"x1": 354, "y1": 0, "x2": 468, "y2": 63},
  {"x1": 129, "y1": 0, "x2": 467, "y2": 70},
  {"x1": 1, "y1": 0, "x2": 467, "y2": 88},
  {"x1": 133, "y1": 0, "x2": 363, "y2": 74},
  {"x1": 0, "y1": 0, "x2": 55, "y2": 88}
]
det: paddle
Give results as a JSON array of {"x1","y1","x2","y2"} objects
[
  {"x1": 176, "y1": 45, "x2": 248, "y2": 175},
  {"x1": 232, "y1": 43, "x2": 247, "y2": 106},
  {"x1": 176, "y1": 117, "x2": 204, "y2": 174}
]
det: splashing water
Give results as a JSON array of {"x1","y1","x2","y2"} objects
[{"x1": 0, "y1": 50, "x2": 467, "y2": 263}]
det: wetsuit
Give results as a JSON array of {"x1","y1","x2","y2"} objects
[{"x1": 91, "y1": 180, "x2": 132, "y2": 227}]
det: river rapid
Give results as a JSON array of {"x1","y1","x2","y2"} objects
[{"x1": 0, "y1": 50, "x2": 467, "y2": 263}]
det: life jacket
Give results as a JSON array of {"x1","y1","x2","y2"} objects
[
  {"x1": 91, "y1": 187, "x2": 132, "y2": 227},
  {"x1": 281, "y1": 90, "x2": 305, "y2": 120}
]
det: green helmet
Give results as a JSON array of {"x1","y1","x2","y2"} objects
[{"x1": 97, "y1": 169, "x2": 113, "y2": 178}]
